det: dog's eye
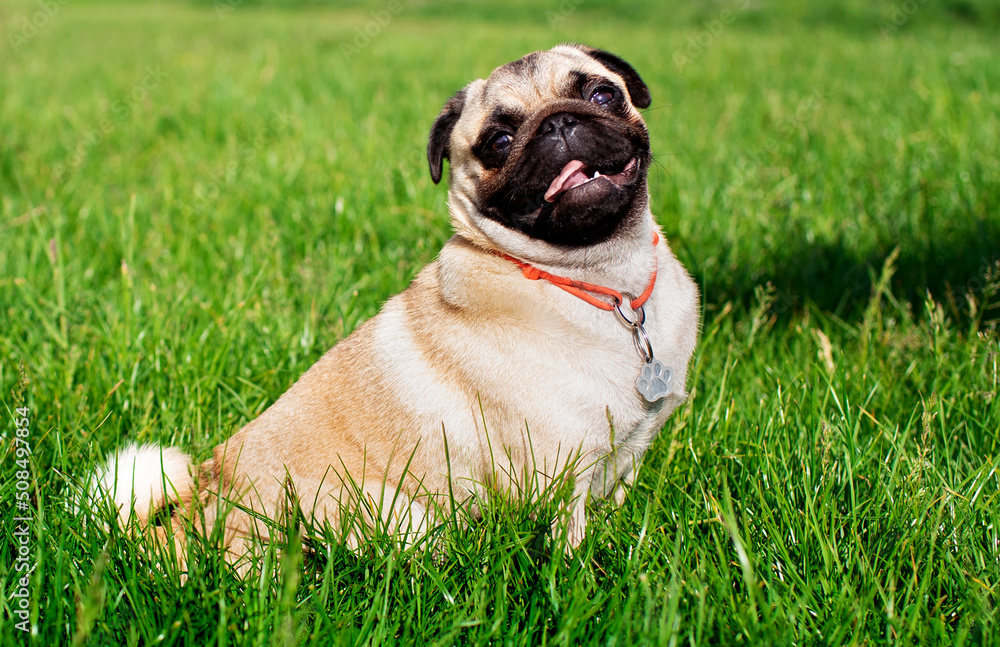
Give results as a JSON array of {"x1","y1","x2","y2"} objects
[
  {"x1": 589, "y1": 87, "x2": 616, "y2": 107},
  {"x1": 489, "y1": 132, "x2": 513, "y2": 151}
]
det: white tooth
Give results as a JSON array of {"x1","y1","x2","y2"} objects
[{"x1": 594, "y1": 171, "x2": 601, "y2": 178}]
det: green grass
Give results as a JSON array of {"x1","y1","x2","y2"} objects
[{"x1": 2, "y1": 0, "x2": 999, "y2": 644}]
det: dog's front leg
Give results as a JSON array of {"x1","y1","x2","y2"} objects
[
  {"x1": 564, "y1": 494, "x2": 588, "y2": 550},
  {"x1": 610, "y1": 462, "x2": 637, "y2": 507}
]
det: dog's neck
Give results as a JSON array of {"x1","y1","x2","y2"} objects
[{"x1": 448, "y1": 192, "x2": 659, "y2": 299}]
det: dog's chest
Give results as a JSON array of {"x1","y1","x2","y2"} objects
[
  {"x1": 405, "y1": 240, "x2": 695, "y2": 483},
  {"x1": 504, "y1": 290, "x2": 675, "y2": 438}
]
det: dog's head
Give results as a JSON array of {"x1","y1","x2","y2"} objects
[{"x1": 428, "y1": 44, "x2": 652, "y2": 251}]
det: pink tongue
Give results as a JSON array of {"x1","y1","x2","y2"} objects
[{"x1": 544, "y1": 160, "x2": 589, "y2": 202}]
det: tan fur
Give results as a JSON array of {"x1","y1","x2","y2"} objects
[{"x1": 90, "y1": 45, "x2": 700, "y2": 564}]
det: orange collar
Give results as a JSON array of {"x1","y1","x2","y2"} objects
[{"x1": 492, "y1": 232, "x2": 659, "y2": 311}]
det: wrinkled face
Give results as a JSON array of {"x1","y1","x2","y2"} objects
[{"x1": 428, "y1": 45, "x2": 652, "y2": 248}]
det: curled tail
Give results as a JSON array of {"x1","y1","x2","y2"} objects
[{"x1": 92, "y1": 443, "x2": 195, "y2": 526}]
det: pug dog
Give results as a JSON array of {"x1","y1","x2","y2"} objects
[{"x1": 93, "y1": 44, "x2": 700, "y2": 561}]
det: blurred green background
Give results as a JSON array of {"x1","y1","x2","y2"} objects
[{"x1": 3, "y1": 0, "x2": 999, "y2": 322}]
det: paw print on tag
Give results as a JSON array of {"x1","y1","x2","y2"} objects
[{"x1": 636, "y1": 359, "x2": 672, "y2": 403}]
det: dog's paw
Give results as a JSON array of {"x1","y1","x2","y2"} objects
[{"x1": 636, "y1": 359, "x2": 672, "y2": 402}]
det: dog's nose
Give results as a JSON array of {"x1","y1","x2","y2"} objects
[{"x1": 539, "y1": 112, "x2": 579, "y2": 138}]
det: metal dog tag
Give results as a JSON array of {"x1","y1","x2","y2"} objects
[
  {"x1": 613, "y1": 301, "x2": 674, "y2": 403},
  {"x1": 636, "y1": 358, "x2": 672, "y2": 403}
]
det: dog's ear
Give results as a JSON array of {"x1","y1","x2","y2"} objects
[
  {"x1": 575, "y1": 46, "x2": 651, "y2": 109},
  {"x1": 427, "y1": 88, "x2": 467, "y2": 184}
]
